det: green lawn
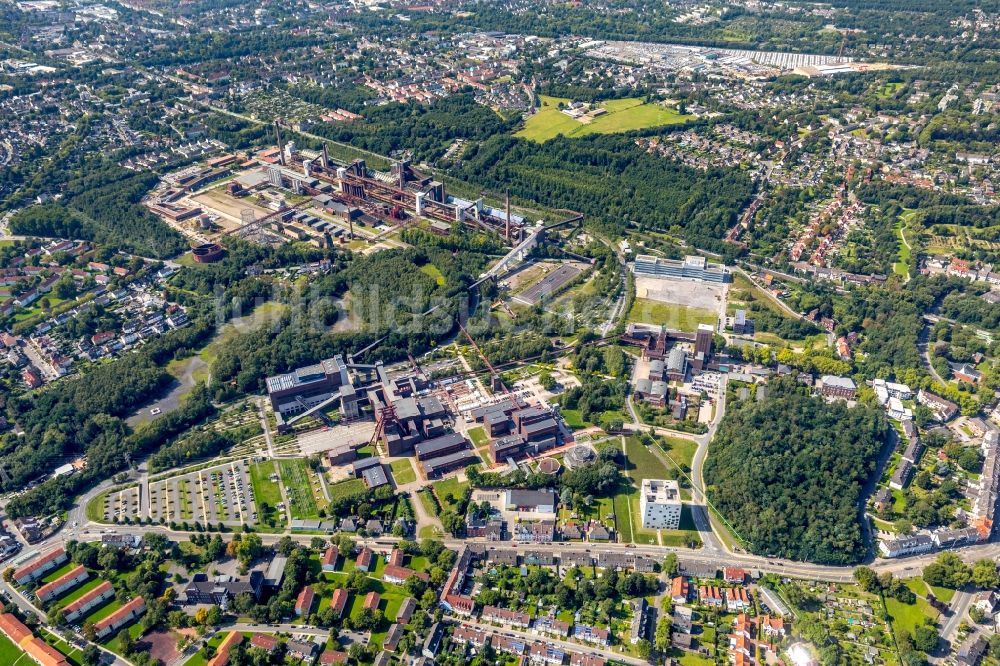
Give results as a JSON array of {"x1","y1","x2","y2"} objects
[
  {"x1": 468, "y1": 426, "x2": 489, "y2": 447},
  {"x1": 249, "y1": 461, "x2": 284, "y2": 528},
  {"x1": 181, "y1": 632, "x2": 227, "y2": 666},
  {"x1": 39, "y1": 562, "x2": 75, "y2": 584},
  {"x1": 561, "y1": 409, "x2": 587, "y2": 430},
  {"x1": 39, "y1": 627, "x2": 85, "y2": 666},
  {"x1": 885, "y1": 595, "x2": 938, "y2": 635},
  {"x1": 389, "y1": 459, "x2": 416, "y2": 486},
  {"x1": 517, "y1": 95, "x2": 692, "y2": 142},
  {"x1": 416, "y1": 489, "x2": 440, "y2": 518},
  {"x1": 660, "y1": 436, "x2": 698, "y2": 470},
  {"x1": 611, "y1": 492, "x2": 634, "y2": 543},
  {"x1": 616, "y1": 437, "x2": 701, "y2": 546},
  {"x1": 628, "y1": 298, "x2": 717, "y2": 332},
  {"x1": 0, "y1": 632, "x2": 25, "y2": 664},
  {"x1": 418, "y1": 264, "x2": 446, "y2": 286},
  {"x1": 623, "y1": 436, "x2": 673, "y2": 483},
  {"x1": 327, "y1": 478, "x2": 366, "y2": 501},
  {"x1": 85, "y1": 489, "x2": 112, "y2": 523},
  {"x1": 103, "y1": 622, "x2": 144, "y2": 654},
  {"x1": 277, "y1": 458, "x2": 321, "y2": 519},
  {"x1": 432, "y1": 476, "x2": 469, "y2": 512},
  {"x1": 83, "y1": 599, "x2": 121, "y2": 625},
  {"x1": 669, "y1": 649, "x2": 714, "y2": 666},
  {"x1": 52, "y1": 577, "x2": 103, "y2": 610},
  {"x1": 929, "y1": 584, "x2": 956, "y2": 603}
]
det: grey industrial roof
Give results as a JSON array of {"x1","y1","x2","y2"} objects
[
  {"x1": 506, "y1": 488, "x2": 556, "y2": 508},
  {"x1": 423, "y1": 450, "x2": 478, "y2": 474},
  {"x1": 353, "y1": 457, "x2": 383, "y2": 473},
  {"x1": 414, "y1": 432, "x2": 467, "y2": 459},
  {"x1": 362, "y1": 465, "x2": 389, "y2": 488},
  {"x1": 394, "y1": 397, "x2": 421, "y2": 421},
  {"x1": 822, "y1": 375, "x2": 856, "y2": 389},
  {"x1": 522, "y1": 417, "x2": 557, "y2": 436}
]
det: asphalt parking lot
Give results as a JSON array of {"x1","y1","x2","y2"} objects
[{"x1": 147, "y1": 461, "x2": 257, "y2": 526}]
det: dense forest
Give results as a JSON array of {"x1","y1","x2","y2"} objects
[
  {"x1": 704, "y1": 377, "x2": 888, "y2": 564},
  {"x1": 9, "y1": 163, "x2": 187, "y2": 259},
  {"x1": 310, "y1": 94, "x2": 517, "y2": 163},
  {"x1": 457, "y1": 134, "x2": 753, "y2": 252},
  {"x1": 5, "y1": 325, "x2": 218, "y2": 518},
  {"x1": 208, "y1": 247, "x2": 487, "y2": 397}
]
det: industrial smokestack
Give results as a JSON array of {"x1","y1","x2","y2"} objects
[
  {"x1": 274, "y1": 122, "x2": 285, "y2": 167},
  {"x1": 505, "y1": 189, "x2": 511, "y2": 241},
  {"x1": 322, "y1": 143, "x2": 330, "y2": 169}
]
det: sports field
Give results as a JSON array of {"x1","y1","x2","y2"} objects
[{"x1": 516, "y1": 95, "x2": 692, "y2": 142}]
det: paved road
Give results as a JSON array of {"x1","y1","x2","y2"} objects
[
  {"x1": 918, "y1": 320, "x2": 949, "y2": 387},
  {"x1": 941, "y1": 588, "x2": 974, "y2": 645}
]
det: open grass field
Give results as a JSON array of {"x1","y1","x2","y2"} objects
[
  {"x1": 516, "y1": 95, "x2": 692, "y2": 142},
  {"x1": 328, "y1": 477, "x2": 366, "y2": 502},
  {"x1": 432, "y1": 476, "x2": 469, "y2": 512},
  {"x1": 618, "y1": 437, "x2": 701, "y2": 546},
  {"x1": 929, "y1": 585, "x2": 955, "y2": 603},
  {"x1": 560, "y1": 409, "x2": 587, "y2": 429},
  {"x1": 103, "y1": 622, "x2": 145, "y2": 654},
  {"x1": 84, "y1": 599, "x2": 122, "y2": 625},
  {"x1": 389, "y1": 459, "x2": 416, "y2": 486},
  {"x1": 86, "y1": 489, "x2": 113, "y2": 523},
  {"x1": 418, "y1": 263, "x2": 446, "y2": 286},
  {"x1": 628, "y1": 298, "x2": 717, "y2": 332},
  {"x1": 468, "y1": 426, "x2": 488, "y2": 447},
  {"x1": 885, "y1": 593, "x2": 938, "y2": 635},
  {"x1": 277, "y1": 458, "x2": 324, "y2": 519},
  {"x1": 0, "y1": 632, "x2": 25, "y2": 665},
  {"x1": 249, "y1": 461, "x2": 284, "y2": 528},
  {"x1": 611, "y1": 492, "x2": 634, "y2": 543},
  {"x1": 660, "y1": 436, "x2": 699, "y2": 470},
  {"x1": 623, "y1": 437, "x2": 673, "y2": 482}
]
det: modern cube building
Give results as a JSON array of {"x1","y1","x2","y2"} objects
[
  {"x1": 632, "y1": 255, "x2": 731, "y2": 283},
  {"x1": 265, "y1": 356, "x2": 349, "y2": 415},
  {"x1": 639, "y1": 479, "x2": 682, "y2": 529}
]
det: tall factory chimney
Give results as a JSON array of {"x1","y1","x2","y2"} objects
[
  {"x1": 274, "y1": 122, "x2": 285, "y2": 167},
  {"x1": 505, "y1": 189, "x2": 511, "y2": 241},
  {"x1": 321, "y1": 143, "x2": 330, "y2": 169}
]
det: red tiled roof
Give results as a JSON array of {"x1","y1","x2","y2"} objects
[
  {"x1": 94, "y1": 596, "x2": 145, "y2": 634},
  {"x1": 0, "y1": 613, "x2": 33, "y2": 644},
  {"x1": 13, "y1": 548, "x2": 65, "y2": 581},
  {"x1": 63, "y1": 581, "x2": 113, "y2": 616}
]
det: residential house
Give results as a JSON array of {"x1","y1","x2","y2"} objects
[
  {"x1": 94, "y1": 597, "x2": 146, "y2": 639},
  {"x1": 295, "y1": 585, "x2": 315, "y2": 617},
  {"x1": 321, "y1": 546, "x2": 339, "y2": 571},
  {"x1": 671, "y1": 576, "x2": 690, "y2": 604},
  {"x1": 481, "y1": 605, "x2": 531, "y2": 629},
  {"x1": 573, "y1": 624, "x2": 610, "y2": 646},
  {"x1": 699, "y1": 585, "x2": 724, "y2": 607}
]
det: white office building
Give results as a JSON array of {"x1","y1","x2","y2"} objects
[{"x1": 639, "y1": 479, "x2": 682, "y2": 529}]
